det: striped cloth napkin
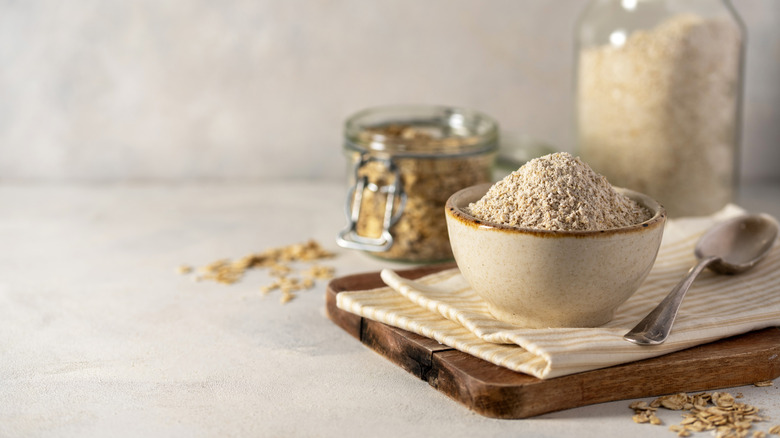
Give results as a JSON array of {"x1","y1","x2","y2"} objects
[{"x1": 337, "y1": 205, "x2": 780, "y2": 379}]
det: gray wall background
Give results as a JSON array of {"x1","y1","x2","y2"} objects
[{"x1": 1, "y1": 0, "x2": 778, "y2": 183}]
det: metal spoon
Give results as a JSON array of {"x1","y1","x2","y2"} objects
[{"x1": 624, "y1": 214, "x2": 778, "y2": 346}]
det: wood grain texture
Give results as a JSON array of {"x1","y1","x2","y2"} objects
[{"x1": 325, "y1": 264, "x2": 780, "y2": 419}]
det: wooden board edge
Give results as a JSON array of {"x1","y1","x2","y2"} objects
[
  {"x1": 325, "y1": 263, "x2": 458, "y2": 374},
  {"x1": 362, "y1": 318, "x2": 453, "y2": 380},
  {"x1": 428, "y1": 327, "x2": 780, "y2": 419}
]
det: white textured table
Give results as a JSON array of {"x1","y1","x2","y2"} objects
[{"x1": 1, "y1": 181, "x2": 778, "y2": 437}]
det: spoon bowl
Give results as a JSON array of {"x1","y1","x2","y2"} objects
[
  {"x1": 695, "y1": 214, "x2": 779, "y2": 274},
  {"x1": 624, "y1": 213, "x2": 779, "y2": 345}
]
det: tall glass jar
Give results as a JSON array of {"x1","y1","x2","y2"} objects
[
  {"x1": 575, "y1": 0, "x2": 745, "y2": 217},
  {"x1": 337, "y1": 105, "x2": 498, "y2": 263}
]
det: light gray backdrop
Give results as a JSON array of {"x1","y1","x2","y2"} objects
[{"x1": 1, "y1": 0, "x2": 778, "y2": 183}]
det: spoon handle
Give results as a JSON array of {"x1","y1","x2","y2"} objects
[{"x1": 623, "y1": 256, "x2": 720, "y2": 345}]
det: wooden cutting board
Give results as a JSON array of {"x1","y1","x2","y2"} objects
[{"x1": 325, "y1": 263, "x2": 780, "y2": 419}]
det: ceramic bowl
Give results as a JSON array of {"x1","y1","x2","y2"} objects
[{"x1": 445, "y1": 183, "x2": 666, "y2": 328}]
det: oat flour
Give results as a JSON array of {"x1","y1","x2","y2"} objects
[{"x1": 467, "y1": 152, "x2": 650, "y2": 231}]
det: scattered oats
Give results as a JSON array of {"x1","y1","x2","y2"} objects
[
  {"x1": 279, "y1": 277, "x2": 303, "y2": 294},
  {"x1": 755, "y1": 431, "x2": 768, "y2": 438},
  {"x1": 630, "y1": 397, "x2": 662, "y2": 425},
  {"x1": 468, "y1": 152, "x2": 650, "y2": 231},
  {"x1": 270, "y1": 263, "x2": 292, "y2": 277},
  {"x1": 260, "y1": 282, "x2": 279, "y2": 295},
  {"x1": 631, "y1": 392, "x2": 769, "y2": 437},
  {"x1": 176, "y1": 265, "x2": 193, "y2": 274},
  {"x1": 181, "y1": 239, "x2": 336, "y2": 304},
  {"x1": 198, "y1": 259, "x2": 242, "y2": 284},
  {"x1": 630, "y1": 401, "x2": 652, "y2": 410},
  {"x1": 659, "y1": 393, "x2": 690, "y2": 411},
  {"x1": 279, "y1": 291, "x2": 295, "y2": 304},
  {"x1": 754, "y1": 381, "x2": 773, "y2": 387},
  {"x1": 713, "y1": 392, "x2": 736, "y2": 408},
  {"x1": 668, "y1": 425, "x2": 691, "y2": 437},
  {"x1": 303, "y1": 264, "x2": 336, "y2": 280},
  {"x1": 768, "y1": 425, "x2": 780, "y2": 435}
]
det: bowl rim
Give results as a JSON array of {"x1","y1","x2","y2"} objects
[{"x1": 446, "y1": 182, "x2": 666, "y2": 237}]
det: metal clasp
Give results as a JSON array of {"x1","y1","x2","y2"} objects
[{"x1": 337, "y1": 154, "x2": 407, "y2": 252}]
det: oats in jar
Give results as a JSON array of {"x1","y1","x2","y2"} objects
[{"x1": 338, "y1": 105, "x2": 498, "y2": 262}]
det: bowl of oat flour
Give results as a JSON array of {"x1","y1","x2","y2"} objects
[{"x1": 445, "y1": 152, "x2": 666, "y2": 328}]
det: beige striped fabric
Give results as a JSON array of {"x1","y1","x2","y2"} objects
[{"x1": 337, "y1": 205, "x2": 780, "y2": 379}]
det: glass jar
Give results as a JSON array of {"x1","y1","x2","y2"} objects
[
  {"x1": 337, "y1": 105, "x2": 498, "y2": 263},
  {"x1": 575, "y1": 0, "x2": 745, "y2": 217}
]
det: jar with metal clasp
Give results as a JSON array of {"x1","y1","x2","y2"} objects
[{"x1": 337, "y1": 105, "x2": 498, "y2": 263}]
